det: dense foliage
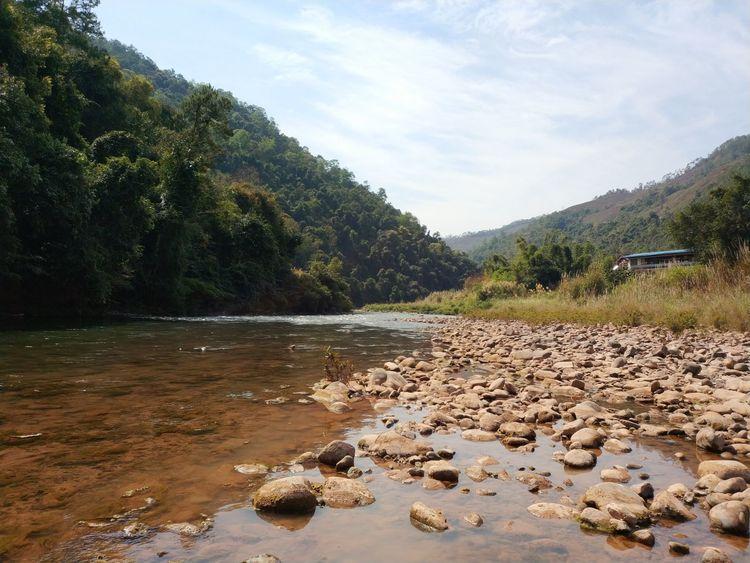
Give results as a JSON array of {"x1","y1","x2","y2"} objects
[
  {"x1": 450, "y1": 136, "x2": 750, "y2": 263},
  {"x1": 0, "y1": 1, "x2": 474, "y2": 315},
  {"x1": 670, "y1": 174, "x2": 750, "y2": 261},
  {"x1": 482, "y1": 236, "x2": 595, "y2": 289}
]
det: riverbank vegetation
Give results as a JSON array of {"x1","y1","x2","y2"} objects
[
  {"x1": 0, "y1": 1, "x2": 474, "y2": 316},
  {"x1": 368, "y1": 175, "x2": 750, "y2": 331}
]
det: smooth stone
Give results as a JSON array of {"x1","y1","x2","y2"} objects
[
  {"x1": 318, "y1": 440, "x2": 355, "y2": 466},
  {"x1": 564, "y1": 449, "x2": 596, "y2": 468},
  {"x1": 410, "y1": 501, "x2": 448, "y2": 532},
  {"x1": 527, "y1": 502, "x2": 578, "y2": 520},
  {"x1": 709, "y1": 501, "x2": 750, "y2": 536},
  {"x1": 321, "y1": 476, "x2": 375, "y2": 508},
  {"x1": 423, "y1": 460, "x2": 460, "y2": 483},
  {"x1": 252, "y1": 477, "x2": 317, "y2": 513}
]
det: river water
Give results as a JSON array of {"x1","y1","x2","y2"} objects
[{"x1": 0, "y1": 314, "x2": 747, "y2": 561}]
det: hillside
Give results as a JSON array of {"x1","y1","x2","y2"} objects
[
  {"x1": 448, "y1": 135, "x2": 750, "y2": 263},
  {"x1": 0, "y1": 1, "x2": 474, "y2": 316}
]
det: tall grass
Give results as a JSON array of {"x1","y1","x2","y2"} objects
[{"x1": 365, "y1": 247, "x2": 750, "y2": 332}]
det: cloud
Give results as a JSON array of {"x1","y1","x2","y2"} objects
[{"x1": 217, "y1": 0, "x2": 750, "y2": 234}]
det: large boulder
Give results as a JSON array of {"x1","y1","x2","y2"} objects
[
  {"x1": 698, "y1": 460, "x2": 750, "y2": 481},
  {"x1": 709, "y1": 501, "x2": 750, "y2": 536},
  {"x1": 581, "y1": 482, "x2": 649, "y2": 522},
  {"x1": 318, "y1": 440, "x2": 355, "y2": 466},
  {"x1": 321, "y1": 477, "x2": 375, "y2": 508},
  {"x1": 253, "y1": 477, "x2": 317, "y2": 513},
  {"x1": 367, "y1": 431, "x2": 432, "y2": 458}
]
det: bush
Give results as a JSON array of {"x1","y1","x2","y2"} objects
[{"x1": 323, "y1": 346, "x2": 352, "y2": 383}]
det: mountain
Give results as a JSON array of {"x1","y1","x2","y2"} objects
[
  {"x1": 99, "y1": 39, "x2": 476, "y2": 307},
  {"x1": 447, "y1": 135, "x2": 750, "y2": 263},
  {"x1": 0, "y1": 1, "x2": 474, "y2": 316}
]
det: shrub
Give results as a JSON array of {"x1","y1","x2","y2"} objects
[{"x1": 323, "y1": 346, "x2": 353, "y2": 384}]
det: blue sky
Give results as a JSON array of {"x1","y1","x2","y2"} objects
[{"x1": 96, "y1": 0, "x2": 750, "y2": 235}]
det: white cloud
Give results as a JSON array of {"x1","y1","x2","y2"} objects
[{"x1": 210, "y1": 0, "x2": 750, "y2": 234}]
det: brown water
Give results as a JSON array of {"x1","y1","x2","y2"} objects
[{"x1": 0, "y1": 314, "x2": 747, "y2": 562}]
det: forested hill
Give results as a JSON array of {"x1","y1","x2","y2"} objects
[
  {"x1": 0, "y1": 1, "x2": 474, "y2": 316},
  {"x1": 447, "y1": 135, "x2": 750, "y2": 263}
]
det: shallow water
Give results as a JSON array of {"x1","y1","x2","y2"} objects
[
  {"x1": 0, "y1": 313, "x2": 431, "y2": 561},
  {"x1": 0, "y1": 314, "x2": 747, "y2": 562}
]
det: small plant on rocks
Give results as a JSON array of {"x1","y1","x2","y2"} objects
[{"x1": 323, "y1": 346, "x2": 353, "y2": 384}]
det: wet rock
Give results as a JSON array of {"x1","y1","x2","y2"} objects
[
  {"x1": 701, "y1": 547, "x2": 732, "y2": 562},
  {"x1": 163, "y1": 518, "x2": 213, "y2": 536},
  {"x1": 527, "y1": 502, "x2": 578, "y2": 520},
  {"x1": 464, "y1": 512, "x2": 484, "y2": 527},
  {"x1": 327, "y1": 401, "x2": 352, "y2": 414},
  {"x1": 696, "y1": 428, "x2": 726, "y2": 453},
  {"x1": 252, "y1": 477, "x2": 317, "y2": 513},
  {"x1": 465, "y1": 465, "x2": 489, "y2": 482},
  {"x1": 410, "y1": 501, "x2": 448, "y2": 532},
  {"x1": 478, "y1": 413, "x2": 503, "y2": 432},
  {"x1": 243, "y1": 555, "x2": 280, "y2": 563},
  {"x1": 698, "y1": 460, "x2": 750, "y2": 481},
  {"x1": 367, "y1": 431, "x2": 432, "y2": 458},
  {"x1": 714, "y1": 477, "x2": 747, "y2": 494},
  {"x1": 564, "y1": 449, "x2": 596, "y2": 468},
  {"x1": 570, "y1": 428, "x2": 604, "y2": 448},
  {"x1": 630, "y1": 529, "x2": 655, "y2": 547},
  {"x1": 423, "y1": 460, "x2": 460, "y2": 483},
  {"x1": 579, "y1": 507, "x2": 628, "y2": 533},
  {"x1": 234, "y1": 463, "x2": 269, "y2": 476},
  {"x1": 122, "y1": 522, "x2": 150, "y2": 538},
  {"x1": 461, "y1": 429, "x2": 497, "y2": 442},
  {"x1": 669, "y1": 541, "x2": 690, "y2": 556},
  {"x1": 569, "y1": 401, "x2": 605, "y2": 420},
  {"x1": 499, "y1": 422, "x2": 535, "y2": 440},
  {"x1": 318, "y1": 441, "x2": 355, "y2": 466},
  {"x1": 631, "y1": 482, "x2": 654, "y2": 500},
  {"x1": 347, "y1": 466, "x2": 363, "y2": 479},
  {"x1": 600, "y1": 466, "x2": 630, "y2": 483},
  {"x1": 581, "y1": 482, "x2": 649, "y2": 522},
  {"x1": 649, "y1": 490, "x2": 696, "y2": 521},
  {"x1": 709, "y1": 501, "x2": 750, "y2": 536},
  {"x1": 603, "y1": 439, "x2": 631, "y2": 454},
  {"x1": 321, "y1": 476, "x2": 375, "y2": 508},
  {"x1": 335, "y1": 455, "x2": 354, "y2": 472}
]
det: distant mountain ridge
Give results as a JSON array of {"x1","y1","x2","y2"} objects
[{"x1": 446, "y1": 135, "x2": 750, "y2": 263}]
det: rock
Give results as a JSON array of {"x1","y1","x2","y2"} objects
[
  {"x1": 669, "y1": 541, "x2": 690, "y2": 555},
  {"x1": 464, "y1": 512, "x2": 483, "y2": 527},
  {"x1": 701, "y1": 547, "x2": 732, "y2": 562},
  {"x1": 630, "y1": 529, "x2": 655, "y2": 547},
  {"x1": 234, "y1": 463, "x2": 269, "y2": 476},
  {"x1": 321, "y1": 476, "x2": 375, "y2": 508},
  {"x1": 564, "y1": 449, "x2": 596, "y2": 468},
  {"x1": 461, "y1": 429, "x2": 497, "y2": 442},
  {"x1": 600, "y1": 466, "x2": 630, "y2": 483},
  {"x1": 327, "y1": 401, "x2": 352, "y2": 414},
  {"x1": 252, "y1": 477, "x2": 317, "y2": 513},
  {"x1": 603, "y1": 439, "x2": 631, "y2": 454},
  {"x1": 423, "y1": 411, "x2": 457, "y2": 427},
  {"x1": 631, "y1": 482, "x2": 654, "y2": 500},
  {"x1": 415, "y1": 361, "x2": 436, "y2": 371},
  {"x1": 570, "y1": 428, "x2": 604, "y2": 448},
  {"x1": 478, "y1": 413, "x2": 502, "y2": 432},
  {"x1": 423, "y1": 460, "x2": 459, "y2": 483},
  {"x1": 335, "y1": 455, "x2": 354, "y2": 472},
  {"x1": 465, "y1": 465, "x2": 489, "y2": 482},
  {"x1": 243, "y1": 555, "x2": 280, "y2": 563},
  {"x1": 709, "y1": 501, "x2": 750, "y2": 536},
  {"x1": 696, "y1": 428, "x2": 726, "y2": 452},
  {"x1": 527, "y1": 502, "x2": 578, "y2": 519},
  {"x1": 569, "y1": 401, "x2": 605, "y2": 420},
  {"x1": 318, "y1": 440, "x2": 355, "y2": 466},
  {"x1": 714, "y1": 477, "x2": 747, "y2": 494},
  {"x1": 499, "y1": 422, "x2": 535, "y2": 440},
  {"x1": 649, "y1": 490, "x2": 696, "y2": 521},
  {"x1": 683, "y1": 362, "x2": 702, "y2": 375},
  {"x1": 579, "y1": 507, "x2": 628, "y2": 533},
  {"x1": 122, "y1": 522, "x2": 150, "y2": 538},
  {"x1": 347, "y1": 466, "x2": 363, "y2": 479},
  {"x1": 367, "y1": 431, "x2": 432, "y2": 458},
  {"x1": 410, "y1": 501, "x2": 448, "y2": 532},
  {"x1": 163, "y1": 519, "x2": 213, "y2": 536},
  {"x1": 581, "y1": 482, "x2": 649, "y2": 522},
  {"x1": 698, "y1": 460, "x2": 750, "y2": 481}
]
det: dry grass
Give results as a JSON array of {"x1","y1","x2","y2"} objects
[{"x1": 366, "y1": 248, "x2": 750, "y2": 332}]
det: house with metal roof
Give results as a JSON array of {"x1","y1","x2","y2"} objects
[{"x1": 613, "y1": 249, "x2": 695, "y2": 271}]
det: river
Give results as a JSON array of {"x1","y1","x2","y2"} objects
[{"x1": 0, "y1": 313, "x2": 746, "y2": 561}]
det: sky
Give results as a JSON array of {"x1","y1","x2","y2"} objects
[{"x1": 96, "y1": 0, "x2": 750, "y2": 236}]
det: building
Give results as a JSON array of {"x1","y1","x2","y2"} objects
[{"x1": 613, "y1": 249, "x2": 695, "y2": 271}]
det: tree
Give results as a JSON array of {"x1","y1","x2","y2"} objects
[{"x1": 670, "y1": 175, "x2": 750, "y2": 260}]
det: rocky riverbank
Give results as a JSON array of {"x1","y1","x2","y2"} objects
[{"x1": 251, "y1": 317, "x2": 750, "y2": 561}]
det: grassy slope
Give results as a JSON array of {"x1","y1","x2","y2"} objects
[
  {"x1": 366, "y1": 252, "x2": 750, "y2": 332},
  {"x1": 447, "y1": 135, "x2": 750, "y2": 262}
]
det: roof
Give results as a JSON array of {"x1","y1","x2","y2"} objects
[{"x1": 622, "y1": 249, "x2": 694, "y2": 259}]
